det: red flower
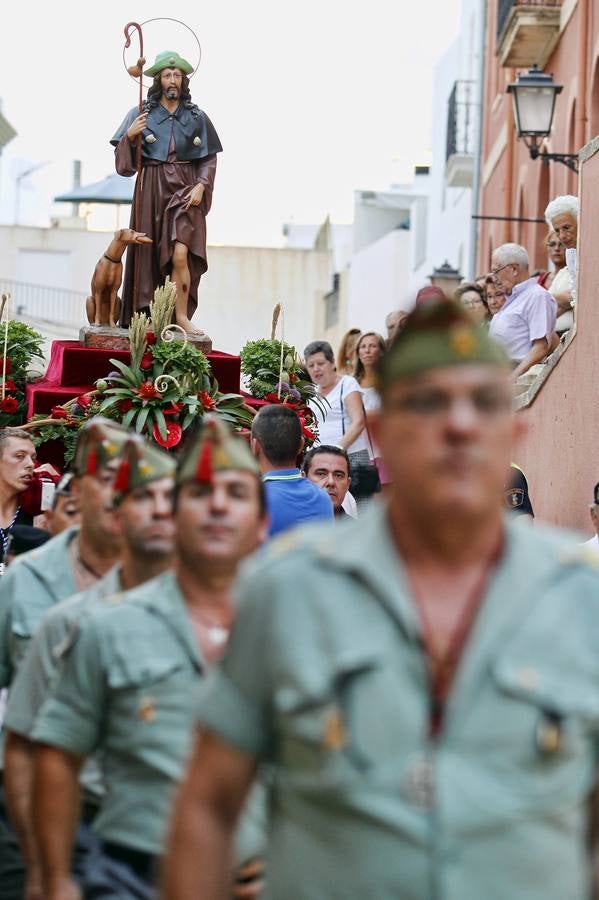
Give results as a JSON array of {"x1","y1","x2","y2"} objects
[
  {"x1": 0, "y1": 357, "x2": 12, "y2": 374},
  {"x1": 2, "y1": 379, "x2": 19, "y2": 393},
  {"x1": 119, "y1": 398, "x2": 134, "y2": 413},
  {"x1": 264, "y1": 393, "x2": 281, "y2": 404},
  {"x1": 198, "y1": 390, "x2": 216, "y2": 411},
  {"x1": 146, "y1": 331, "x2": 156, "y2": 345},
  {"x1": 137, "y1": 381, "x2": 161, "y2": 401},
  {"x1": 0, "y1": 395, "x2": 19, "y2": 414},
  {"x1": 140, "y1": 352, "x2": 154, "y2": 370},
  {"x1": 51, "y1": 406, "x2": 69, "y2": 419},
  {"x1": 289, "y1": 373, "x2": 298, "y2": 383},
  {"x1": 76, "y1": 393, "x2": 93, "y2": 408},
  {"x1": 152, "y1": 421, "x2": 182, "y2": 448},
  {"x1": 164, "y1": 402, "x2": 185, "y2": 416}
]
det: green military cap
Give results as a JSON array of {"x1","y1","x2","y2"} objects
[
  {"x1": 144, "y1": 50, "x2": 193, "y2": 77},
  {"x1": 112, "y1": 437, "x2": 176, "y2": 505},
  {"x1": 378, "y1": 298, "x2": 509, "y2": 387},
  {"x1": 71, "y1": 418, "x2": 129, "y2": 478},
  {"x1": 176, "y1": 415, "x2": 260, "y2": 487}
]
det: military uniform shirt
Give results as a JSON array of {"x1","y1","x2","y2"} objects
[
  {"x1": 197, "y1": 504, "x2": 599, "y2": 900},
  {"x1": 4, "y1": 567, "x2": 122, "y2": 802},
  {"x1": 0, "y1": 526, "x2": 78, "y2": 689}
]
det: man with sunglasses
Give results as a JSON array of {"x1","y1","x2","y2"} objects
[{"x1": 488, "y1": 243, "x2": 557, "y2": 379}]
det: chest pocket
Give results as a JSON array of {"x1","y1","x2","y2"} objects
[
  {"x1": 274, "y1": 651, "x2": 413, "y2": 790},
  {"x1": 489, "y1": 658, "x2": 599, "y2": 814}
]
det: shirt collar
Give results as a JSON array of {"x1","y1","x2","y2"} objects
[
  {"x1": 506, "y1": 276, "x2": 536, "y2": 304},
  {"x1": 263, "y1": 468, "x2": 301, "y2": 479}
]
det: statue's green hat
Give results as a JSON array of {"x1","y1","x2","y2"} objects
[
  {"x1": 112, "y1": 437, "x2": 176, "y2": 506},
  {"x1": 378, "y1": 299, "x2": 510, "y2": 388},
  {"x1": 71, "y1": 418, "x2": 129, "y2": 478},
  {"x1": 176, "y1": 415, "x2": 260, "y2": 487},
  {"x1": 144, "y1": 51, "x2": 193, "y2": 77}
]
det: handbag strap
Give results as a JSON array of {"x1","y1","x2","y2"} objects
[{"x1": 339, "y1": 378, "x2": 345, "y2": 436}]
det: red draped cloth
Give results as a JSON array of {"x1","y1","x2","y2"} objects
[{"x1": 115, "y1": 132, "x2": 217, "y2": 326}]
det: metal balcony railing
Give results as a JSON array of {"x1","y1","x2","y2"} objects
[
  {"x1": 0, "y1": 279, "x2": 87, "y2": 328},
  {"x1": 497, "y1": 0, "x2": 561, "y2": 40},
  {"x1": 446, "y1": 81, "x2": 476, "y2": 162}
]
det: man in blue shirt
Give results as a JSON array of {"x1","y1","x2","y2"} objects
[{"x1": 251, "y1": 405, "x2": 332, "y2": 537}]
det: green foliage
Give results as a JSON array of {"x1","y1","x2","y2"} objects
[
  {"x1": 2, "y1": 321, "x2": 45, "y2": 375},
  {"x1": 30, "y1": 421, "x2": 81, "y2": 465},
  {"x1": 240, "y1": 339, "x2": 295, "y2": 398},
  {"x1": 151, "y1": 341, "x2": 211, "y2": 389}
]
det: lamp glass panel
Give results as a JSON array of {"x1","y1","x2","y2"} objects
[{"x1": 514, "y1": 86, "x2": 557, "y2": 136}]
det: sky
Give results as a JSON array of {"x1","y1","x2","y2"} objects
[{"x1": 1, "y1": 0, "x2": 461, "y2": 246}]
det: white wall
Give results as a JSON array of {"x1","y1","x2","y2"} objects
[
  {"x1": 346, "y1": 228, "x2": 411, "y2": 334},
  {"x1": 0, "y1": 225, "x2": 332, "y2": 355}
]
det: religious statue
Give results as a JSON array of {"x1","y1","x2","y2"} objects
[
  {"x1": 86, "y1": 229, "x2": 152, "y2": 327},
  {"x1": 111, "y1": 50, "x2": 222, "y2": 334}
]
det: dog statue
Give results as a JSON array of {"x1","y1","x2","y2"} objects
[{"x1": 86, "y1": 229, "x2": 152, "y2": 327}]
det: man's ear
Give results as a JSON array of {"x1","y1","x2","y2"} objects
[{"x1": 249, "y1": 437, "x2": 260, "y2": 459}]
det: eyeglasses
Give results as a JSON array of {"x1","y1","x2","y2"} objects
[{"x1": 490, "y1": 263, "x2": 515, "y2": 277}]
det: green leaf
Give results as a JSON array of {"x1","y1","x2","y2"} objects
[
  {"x1": 154, "y1": 408, "x2": 167, "y2": 440},
  {"x1": 98, "y1": 396, "x2": 119, "y2": 412},
  {"x1": 122, "y1": 407, "x2": 137, "y2": 428},
  {"x1": 135, "y1": 406, "x2": 150, "y2": 433},
  {"x1": 108, "y1": 358, "x2": 141, "y2": 387}
]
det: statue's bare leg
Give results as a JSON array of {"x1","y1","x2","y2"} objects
[{"x1": 171, "y1": 241, "x2": 204, "y2": 335}]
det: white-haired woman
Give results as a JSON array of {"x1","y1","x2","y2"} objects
[{"x1": 544, "y1": 195, "x2": 578, "y2": 334}]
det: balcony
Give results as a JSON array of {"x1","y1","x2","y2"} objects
[
  {"x1": 496, "y1": 0, "x2": 562, "y2": 68},
  {"x1": 445, "y1": 81, "x2": 476, "y2": 188}
]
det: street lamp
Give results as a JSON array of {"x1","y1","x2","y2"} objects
[
  {"x1": 507, "y1": 67, "x2": 578, "y2": 173},
  {"x1": 428, "y1": 261, "x2": 463, "y2": 297}
]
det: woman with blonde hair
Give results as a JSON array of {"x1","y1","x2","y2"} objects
[
  {"x1": 354, "y1": 331, "x2": 391, "y2": 494},
  {"x1": 337, "y1": 328, "x2": 361, "y2": 375}
]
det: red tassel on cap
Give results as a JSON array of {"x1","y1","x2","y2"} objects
[
  {"x1": 86, "y1": 447, "x2": 98, "y2": 476},
  {"x1": 113, "y1": 459, "x2": 131, "y2": 494},
  {"x1": 195, "y1": 440, "x2": 213, "y2": 484}
]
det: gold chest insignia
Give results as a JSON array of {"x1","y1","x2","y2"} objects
[
  {"x1": 138, "y1": 697, "x2": 157, "y2": 723},
  {"x1": 322, "y1": 708, "x2": 348, "y2": 751}
]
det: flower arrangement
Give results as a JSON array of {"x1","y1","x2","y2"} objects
[
  {"x1": 0, "y1": 320, "x2": 45, "y2": 428},
  {"x1": 240, "y1": 337, "x2": 324, "y2": 447},
  {"x1": 27, "y1": 280, "x2": 253, "y2": 455}
]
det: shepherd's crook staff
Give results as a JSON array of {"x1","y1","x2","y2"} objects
[{"x1": 123, "y1": 22, "x2": 145, "y2": 318}]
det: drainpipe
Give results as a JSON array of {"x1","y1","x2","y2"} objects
[
  {"x1": 504, "y1": 68, "x2": 516, "y2": 244},
  {"x1": 576, "y1": 0, "x2": 589, "y2": 150},
  {"x1": 469, "y1": 0, "x2": 487, "y2": 278}
]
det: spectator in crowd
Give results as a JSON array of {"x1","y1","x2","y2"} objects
[
  {"x1": 303, "y1": 445, "x2": 352, "y2": 518},
  {"x1": 484, "y1": 276, "x2": 506, "y2": 316},
  {"x1": 354, "y1": 332, "x2": 391, "y2": 492},
  {"x1": 385, "y1": 310, "x2": 408, "y2": 343},
  {"x1": 4, "y1": 526, "x2": 50, "y2": 564},
  {"x1": 504, "y1": 463, "x2": 534, "y2": 522},
  {"x1": 454, "y1": 282, "x2": 490, "y2": 327},
  {"x1": 415, "y1": 285, "x2": 446, "y2": 307},
  {"x1": 489, "y1": 243, "x2": 557, "y2": 378},
  {"x1": 0, "y1": 430, "x2": 37, "y2": 572},
  {"x1": 304, "y1": 340, "x2": 368, "y2": 471},
  {"x1": 336, "y1": 328, "x2": 361, "y2": 376},
  {"x1": 545, "y1": 195, "x2": 578, "y2": 327},
  {"x1": 251, "y1": 405, "x2": 332, "y2": 537},
  {"x1": 538, "y1": 229, "x2": 572, "y2": 335},
  {"x1": 582, "y1": 482, "x2": 599, "y2": 557},
  {"x1": 40, "y1": 473, "x2": 80, "y2": 537}
]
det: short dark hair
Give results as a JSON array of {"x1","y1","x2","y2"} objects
[
  {"x1": 0, "y1": 428, "x2": 35, "y2": 458},
  {"x1": 302, "y1": 444, "x2": 350, "y2": 476},
  {"x1": 303, "y1": 340, "x2": 335, "y2": 364},
  {"x1": 251, "y1": 405, "x2": 302, "y2": 465}
]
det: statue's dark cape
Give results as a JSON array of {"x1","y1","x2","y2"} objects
[{"x1": 110, "y1": 102, "x2": 222, "y2": 162}]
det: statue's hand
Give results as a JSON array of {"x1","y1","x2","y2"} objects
[
  {"x1": 183, "y1": 183, "x2": 205, "y2": 211},
  {"x1": 126, "y1": 113, "x2": 148, "y2": 141}
]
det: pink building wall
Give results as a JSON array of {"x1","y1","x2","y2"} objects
[{"x1": 514, "y1": 140, "x2": 599, "y2": 533}]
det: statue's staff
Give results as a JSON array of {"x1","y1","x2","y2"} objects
[{"x1": 123, "y1": 22, "x2": 145, "y2": 316}]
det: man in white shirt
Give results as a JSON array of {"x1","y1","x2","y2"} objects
[
  {"x1": 488, "y1": 243, "x2": 557, "y2": 378},
  {"x1": 581, "y1": 482, "x2": 599, "y2": 557}
]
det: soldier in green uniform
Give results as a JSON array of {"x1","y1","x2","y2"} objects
[
  {"x1": 3, "y1": 435, "x2": 175, "y2": 900},
  {"x1": 0, "y1": 418, "x2": 128, "y2": 900},
  {"x1": 164, "y1": 301, "x2": 599, "y2": 900},
  {"x1": 32, "y1": 417, "x2": 268, "y2": 900}
]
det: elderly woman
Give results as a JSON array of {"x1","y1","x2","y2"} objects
[
  {"x1": 544, "y1": 195, "x2": 578, "y2": 334},
  {"x1": 484, "y1": 275, "x2": 506, "y2": 316},
  {"x1": 304, "y1": 339, "x2": 368, "y2": 469},
  {"x1": 454, "y1": 282, "x2": 490, "y2": 326}
]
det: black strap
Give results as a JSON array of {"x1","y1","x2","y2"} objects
[{"x1": 339, "y1": 378, "x2": 345, "y2": 436}]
